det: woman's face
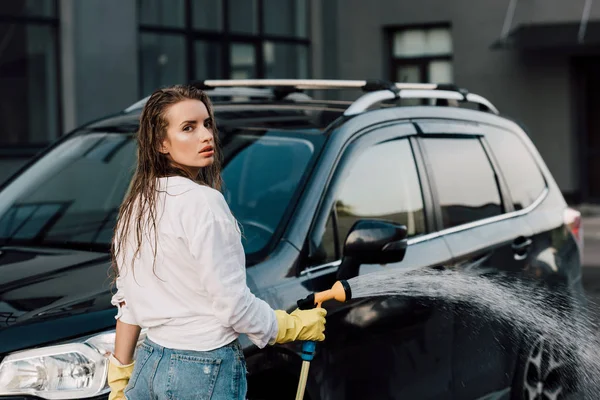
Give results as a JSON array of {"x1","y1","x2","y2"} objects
[{"x1": 161, "y1": 99, "x2": 215, "y2": 176}]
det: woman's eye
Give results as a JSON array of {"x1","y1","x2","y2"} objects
[
  {"x1": 204, "y1": 119, "x2": 212, "y2": 129},
  {"x1": 183, "y1": 125, "x2": 193, "y2": 132}
]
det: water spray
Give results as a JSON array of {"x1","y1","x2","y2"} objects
[{"x1": 294, "y1": 280, "x2": 352, "y2": 400}]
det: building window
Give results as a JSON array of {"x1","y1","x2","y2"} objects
[
  {"x1": 140, "y1": 33, "x2": 187, "y2": 97},
  {"x1": 264, "y1": 41, "x2": 308, "y2": 79},
  {"x1": 0, "y1": 0, "x2": 60, "y2": 149},
  {"x1": 228, "y1": 0, "x2": 258, "y2": 34},
  {"x1": 388, "y1": 25, "x2": 453, "y2": 85},
  {"x1": 138, "y1": 0, "x2": 311, "y2": 96}
]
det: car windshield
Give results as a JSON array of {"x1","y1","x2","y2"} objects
[{"x1": 0, "y1": 126, "x2": 322, "y2": 258}]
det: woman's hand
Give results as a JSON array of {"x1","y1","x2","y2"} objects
[
  {"x1": 272, "y1": 308, "x2": 327, "y2": 344},
  {"x1": 107, "y1": 354, "x2": 135, "y2": 400},
  {"x1": 108, "y1": 319, "x2": 141, "y2": 399}
]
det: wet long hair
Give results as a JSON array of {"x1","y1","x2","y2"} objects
[{"x1": 110, "y1": 84, "x2": 223, "y2": 281}]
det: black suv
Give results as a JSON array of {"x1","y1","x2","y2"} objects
[{"x1": 0, "y1": 80, "x2": 585, "y2": 400}]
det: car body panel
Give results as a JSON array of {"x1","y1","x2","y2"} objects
[
  {"x1": 306, "y1": 236, "x2": 456, "y2": 400},
  {"x1": 0, "y1": 246, "x2": 114, "y2": 353},
  {"x1": 291, "y1": 121, "x2": 456, "y2": 399}
]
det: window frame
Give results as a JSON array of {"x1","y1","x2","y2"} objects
[
  {"x1": 0, "y1": 1, "x2": 62, "y2": 154},
  {"x1": 412, "y1": 119, "x2": 553, "y2": 238},
  {"x1": 306, "y1": 123, "x2": 433, "y2": 268},
  {"x1": 385, "y1": 23, "x2": 453, "y2": 105},
  {"x1": 138, "y1": 0, "x2": 311, "y2": 94},
  {"x1": 481, "y1": 125, "x2": 549, "y2": 211},
  {"x1": 418, "y1": 134, "x2": 507, "y2": 231}
]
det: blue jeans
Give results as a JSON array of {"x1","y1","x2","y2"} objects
[{"x1": 124, "y1": 338, "x2": 248, "y2": 400}]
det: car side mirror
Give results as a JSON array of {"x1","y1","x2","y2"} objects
[{"x1": 336, "y1": 220, "x2": 408, "y2": 280}]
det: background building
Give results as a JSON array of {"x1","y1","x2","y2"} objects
[
  {"x1": 1, "y1": 0, "x2": 598, "y2": 204},
  {"x1": 0, "y1": 0, "x2": 310, "y2": 182},
  {"x1": 313, "y1": 0, "x2": 600, "y2": 205}
]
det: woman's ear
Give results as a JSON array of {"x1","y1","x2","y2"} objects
[{"x1": 159, "y1": 139, "x2": 170, "y2": 155}]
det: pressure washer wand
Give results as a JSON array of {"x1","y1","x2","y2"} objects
[
  {"x1": 295, "y1": 324, "x2": 318, "y2": 400},
  {"x1": 294, "y1": 280, "x2": 352, "y2": 400}
]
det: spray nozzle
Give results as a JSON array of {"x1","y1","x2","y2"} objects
[{"x1": 297, "y1": 280, "x2": 352, "y2": 310}]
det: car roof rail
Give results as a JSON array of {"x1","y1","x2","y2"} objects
[
  {"x1": 197, "y1": 80, "x2": 498, "y2": 114},
  {"x1": 123, "y1": 79, "x2": 499, "y2": 115},
  {"x1": 123, "y1": 87, "x2": 276, "y2": 113},
  {"x1": 197, "y1": 79, "x2": 435, "y2": 90},
  {"x1": 344, "y1": 85, "x2": 499, "y2": 116}
]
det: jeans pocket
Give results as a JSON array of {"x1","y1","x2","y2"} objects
[
  {"x1": 124, "y1": 342, "x2": 153, "y2": 394},
  {"x1": 166, "y1": 354, "x2": 222, "y2": 400}
]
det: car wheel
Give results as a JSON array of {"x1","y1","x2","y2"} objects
[{"x1": 511, "y1": 332, "x2": 578, "y2": 400}]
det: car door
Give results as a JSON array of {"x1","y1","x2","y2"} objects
[
  {"x1": 300, "y1": 123, "x2": 455, "y2": 400},
  {"x1": 414, "y1": 119, "x2": 535, "y2": 400},
  {"x1": 484, "y1": 123, "x2": 579, "y2": 287}
]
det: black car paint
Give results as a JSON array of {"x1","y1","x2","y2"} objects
[
  {"x1": 0, "y1": 104, "x2": 582, "y2": 400},
  {"x1": 0, "y1": 247, "x2": 114, "y2": 354}
]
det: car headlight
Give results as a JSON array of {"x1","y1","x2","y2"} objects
[{"x1": 0, "y1": 329, "x2": 146, "y2": 399}]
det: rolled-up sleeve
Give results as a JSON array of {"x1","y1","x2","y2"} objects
[
  {"x1": 186, "y1": 214, "x2": 278, "y2": 348},
  {"x1": 110, "y1": 274, "x2": 139, "y2": 326}
]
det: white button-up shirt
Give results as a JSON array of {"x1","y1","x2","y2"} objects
[{"x1": 111, "y1": 176, "x2": 278, "y2": 351}]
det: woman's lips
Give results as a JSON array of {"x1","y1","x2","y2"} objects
[{"x1": 199, "y1": 146, "x2": 214, "y2": 156}]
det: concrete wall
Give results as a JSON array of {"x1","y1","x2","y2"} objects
[
  {"x1": 523, "y1": 0, "x2": 600, "y2": 24},
  {"x1": 315, "y1": 0, "x2": 587, "y2": 195}
]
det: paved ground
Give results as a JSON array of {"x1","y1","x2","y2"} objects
[
  {"x1": 582, "y1": 213, "x2": 600, "y2": 263},
  {"x1": 580, "y1": 214, "x2": 600, "y2": 319}
]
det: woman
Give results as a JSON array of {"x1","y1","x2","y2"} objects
[{"x1": 106, "y1": 85, "x2": 326, "y2": 400}]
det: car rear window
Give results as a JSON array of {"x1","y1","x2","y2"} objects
[{"x1": 485, "y1": 129, "x2": 546, "y2": 210}]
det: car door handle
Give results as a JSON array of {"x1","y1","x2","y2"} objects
[{"x1": 512, "y1": 237, "x2": 532, "y2": 260}]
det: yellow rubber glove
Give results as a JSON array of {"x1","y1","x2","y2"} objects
[
  {"x1": 107, "y1": 354, "x2": 135, "y2": 400},
  {"x1": 273, "y1": 308, "x2": 327, "y2": 344}
]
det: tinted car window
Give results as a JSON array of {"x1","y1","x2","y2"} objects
[
  {"x1": 0, "y1": 129, "x2": 319, "y2": 256},
  {"x1": 0, "y1": 133, "x2": 135, "y2": 246},
  {"x1": 422, "y1": 138, "x2": 502, "y2": 229},
  {"x1": 221, "y1": 133, "x2": 315, "y2": 253},
  {"x1": 317, "y1": 138, "x2": 425, "y2": 263},
  {"x1": 485, "y1": 130, "x2": 546, "y2": 210},
  {"x1": 318, "y1": 211, "x2": 339, "y2": 264}
]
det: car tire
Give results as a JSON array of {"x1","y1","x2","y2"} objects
[
  {"x1": 511, "y1": 331, "x2": 581, "y2": 400},
  {"x1": 509, "y1": 287, "x2": 583, "y2": 400}
]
